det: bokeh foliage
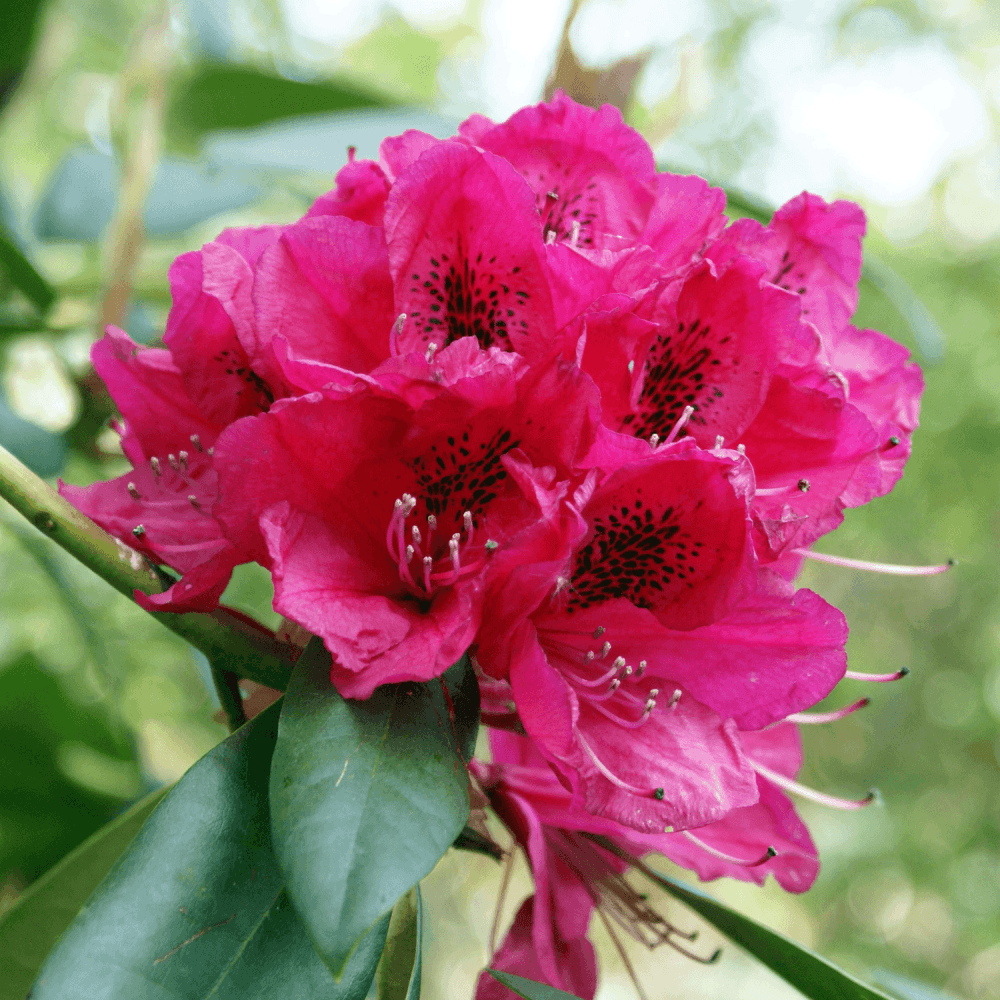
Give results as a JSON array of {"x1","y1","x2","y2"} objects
[{"x1": 0, "y1": 1, "x2": 998, "y2": 998}]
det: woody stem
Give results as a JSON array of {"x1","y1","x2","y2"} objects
[{"x1": 0, "y1": 444, "x2": 296, "y2": 693}]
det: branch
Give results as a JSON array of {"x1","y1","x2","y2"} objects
[{"x1": 0, "y1": 443, "x2": 295, "y2": 692}]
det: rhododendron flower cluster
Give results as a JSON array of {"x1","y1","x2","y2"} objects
[{"x1": 62, "y1": 93, "x2": 926, "y2": 999}]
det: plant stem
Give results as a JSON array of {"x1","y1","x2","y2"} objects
[
  {"x1": 0, "y1": 443, "x2": 295, "y2": 690},
  {"x1": 211, "y1": 664, "x2": 248, "y2": 732}
]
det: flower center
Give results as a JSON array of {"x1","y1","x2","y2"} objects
[{"x1": 385, "y1": 493, "x2": 496, "y2": 599}]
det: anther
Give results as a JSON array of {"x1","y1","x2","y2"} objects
[
  {"x1": 570, "y1": 219, "x2": 581, "y2": 247},
  {"x1": 668, "y1": 688, "x2": 681, "y2": 709},
  {"x1": 545, "y1": 230, "x2": 557, "y2": 245},
  {"x1": 715, "y1": 435, "x2": 725, "y2": 449},
  {"x1": 411, "y1": 525, "x2": 422, "y2": 545},
  {"x1": 653, "y1": 788, "x2": 665, "y2": 800},
  {"x1": 132, "y1": 524, "x2": 145, "y2": 538},
  {"x1": 546, "y1": 189, "x2": 559, "y2": 201},
  {"x1": 127, "y1": 482, "x2": 141, "y2": 500},
  {"x1": 427, "y1": 514, "x2": 437, "y2": 530},
  {"x1": 485, "y1": 539, "x2": 499, "y2": 552},
  {"x1": 178, "y1": 450, "x2": 189, "y2": 468},
  {"x1": 797, "y1": 479, "x2": 810, "y2": 492},
  {"x1": 609, "y1": 679, "x2": 621, "y2": 692},
  {"x1": 592, "y1": 626, "x2": 606, "y2": 639},
  {"x1": 463, "y1": 510, "x2": 473, "y2": 532},
  {"x1": 584, "y1": 650, "x2": 596, "y2": 663},
  {"x1": 737, "y1": 444, "x2": 746, "y2": 455},
  {"x1": 207, "y1": 447, "x2": 214, "y2": 456},
  {"x1": 649, "y1": 433, "x2": 660, "y2": 449},
  {"x1": 168, "y1": 453, "x2": 180, "y2": 471},
  {"x1": 612, "y1": 656, "x2": 626, "y2": 670},
  {"x1": 188, "y1": 495, "x2": 200, "y2": 508},
  {"x1": 425, "y1": 342, "x2": 439, "y2": 362},
  {"x1": 150, "y1": 457, "x2": 162, "y2": 476},
  {"x1": 845, "y1": 666, "x2": 910, "y2": 683},
  {"x1": 888, "y1": 435, "x2": 900, "y2": 447},
  {"x1": 393, "y1": 313, "x2": 407, "y2": 336},
  {"x1": 600, "y1": 641, "x2": 612, "y2": 659},
  {"x1": 649, "y1": 688, "x2": 659, "y2": 698},
  {"x1": 405, "y1": 544, "x2": 415, "y2": 563},
  {"x1": 637, "y1": 660, "x2": 647, "y2": 676},
  {"x1": 190, "y1": 433, "x2": 203, "y2": 452}
]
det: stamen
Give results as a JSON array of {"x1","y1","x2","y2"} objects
[
  {"x1": 488, "y1": 849, "x2": 517, "y2": 961},
  {"x1": 405, "y1": 544, "x2": 415, "y2": 563},
  {"x1": 570, "y1": 219, "x2": 581, "y2": 247},
  {"x1": 667, "y1": 688, "x2": 681, "y2": 709},
  {"x1": 411, "y1": 525, "x2": 422, "y2": 546},
  {"x1": 207, "y1": 446, "x2": 214, "y2": 456},
  {"x1": 787, "y1": 697, "x2": 869, "y2": 724},
  {"x1": 600, "y1": 641, "x2": 612, "y2": 659},
  {"x1": 545, "y1": 230, "x2": 557, "y2": 245},
  {"x1": 188, "y1": 495, "x2": 200, "y2": 508},
  {"x1": 753, "y1": 761, "x2": 879, "y2": 810},
  {"x1": 168, "y1": 453, "x2": 180, "y2": 471},
  {"x1": 425, "y1": 342, "x2": 439, "y2": 363},
  {"x1": 649, "y1": 433, "x2": 660, "y2": 449},
  {"x1": 756, "y1": 479, "x2": 812, "y2": 497},
  {"x1": 190, "y1": 433, "x2": 203, "y2": 452},
  {"x1": 681, "y1": 831, "x2": 777, "y2": 868},
  {"x1": 793, "y1": 549, "x2": 954, "y2": 575},
  {"x1": 664, "y1": 405, "x2": 695, "y2": 445},
  {"x1": 845, "y1": 666, "x2": 910, "y2": 683},
  {"x1": 127, "y1": 482, "x2": 141, "y2": 500},
  {"x1": 427, "y1": 514, "x2": 437, "y2": 530},
  {"x1": 423, "y1": 555, "x2": 433, "y2": 592},
  {"x1": 449, "y1": 535, "x2": 461, "y2": 572},
  {"x1": 178, "y1": 450, "x2": 189, "y2": 468},
  {"x1": 714, "y1": 435, "x2": 725, "y2": 449},
  {"x1": 636, "y1": 659, "x2": 647, "y2": 676},
  {"x1": 393, "y1": 313, "x2": 407, "y2": 337},
  {"x1": 485, "y1": 539, "x2": 499, "y2": 552},
  {"x1": 576, "y1": 731, "x2": 665, "y2": 799},
  {"x1": 887, "y1": 435, "x2": 901, "y2": 447},
  {"x1": 737, "y1": 444, "x2": 746, "y2": 456},
  {"x1": 592, "y1": 626, "x2": 606, "y2": 639},
  {"x1": 132, "y1": 524, "x2": 145, "y2": 538},
  {"x1": 150, "y1": 456, "x2": 162, "y2": 476}
]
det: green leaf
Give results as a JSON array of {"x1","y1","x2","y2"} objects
[
  {"x1": 640, "y1": 864, "x2": 896, "y2": 1000},
  {"x1": 168, "y1": 64, "x2": 394, "y2": 142},
  {"x1": 270, "y1": 638, "x2": 478, "y2": 977},
  {"x1": 486, "y1": 971, "x2": 583, "y2": 1000},
  {"x1": 0, "y1": 230, "x2": 54, "y2": 313},
  {"x1": 30, "y1": 701, "x2": 388, "y2": 1000},
  {"x1": 0, "y1": 787, "x2": 166, "y2": 1000},
  {"x1": 375, "y1": 885, "x2": 422, "y2": 1000}
]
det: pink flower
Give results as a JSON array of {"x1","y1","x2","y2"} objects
[
  {"x1": 211, "y1": 343, "x2": 600, "y2": 696},
  {"x1": 472, "y1": 726, "x2": 818, "y2": 999}
]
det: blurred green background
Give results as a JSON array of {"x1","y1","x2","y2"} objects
[{"x1": 0, "y1": 1, "x2": 998, "y2": 998}]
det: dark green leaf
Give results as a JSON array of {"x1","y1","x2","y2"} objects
[
  {"x1": 640, "y1": 863, "x2": 895, "y2": 1000},
  {"x1": 0, "y1": 0, "x2": 45, "y2": 111},
  {"x1": 375, "y1": 885, "x2": 422, "y2": 1000},
  {"x1": 0, "y1": 788, "x2": 166, "y2": 1000},
  {"x1": 0, "y1": 395, "x2": 66, "y2": 476},
  {"x1": 168, "y1": 65, "x2": 394, "y2": 142},
  {"x1": 0, "y1": 230, "x2": 54, "y2": 313},
  {"x1": 486, "y1": 971, "x2": 583, "y2": 1000},
  {"x1": 270, "y1": 638, "x2": 477, "y2": 977},
  {"x1": 452, "y1": 825, "x2": 504, "y2": 862},
  {"x1": 31, "y1": 701, "x2": 388, "y2": 999}
]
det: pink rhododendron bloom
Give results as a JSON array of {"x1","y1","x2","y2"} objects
[
  {"x1": 212, "y1": 342, "x2": 599, "y2": 697},
  {"x1": 471, "y1": 727, "x2": 818, "y2": 999}
]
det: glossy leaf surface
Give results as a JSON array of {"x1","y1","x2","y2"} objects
[
  {"x1": 31, "y1": 701, "x2": 388, "y2": 999},
  {"x1": 270, "y1": 638, "x2": 478, "y2": 977},
  {"x1": 0, "y1": 788, "x2": 165, "y2": 1000}
]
